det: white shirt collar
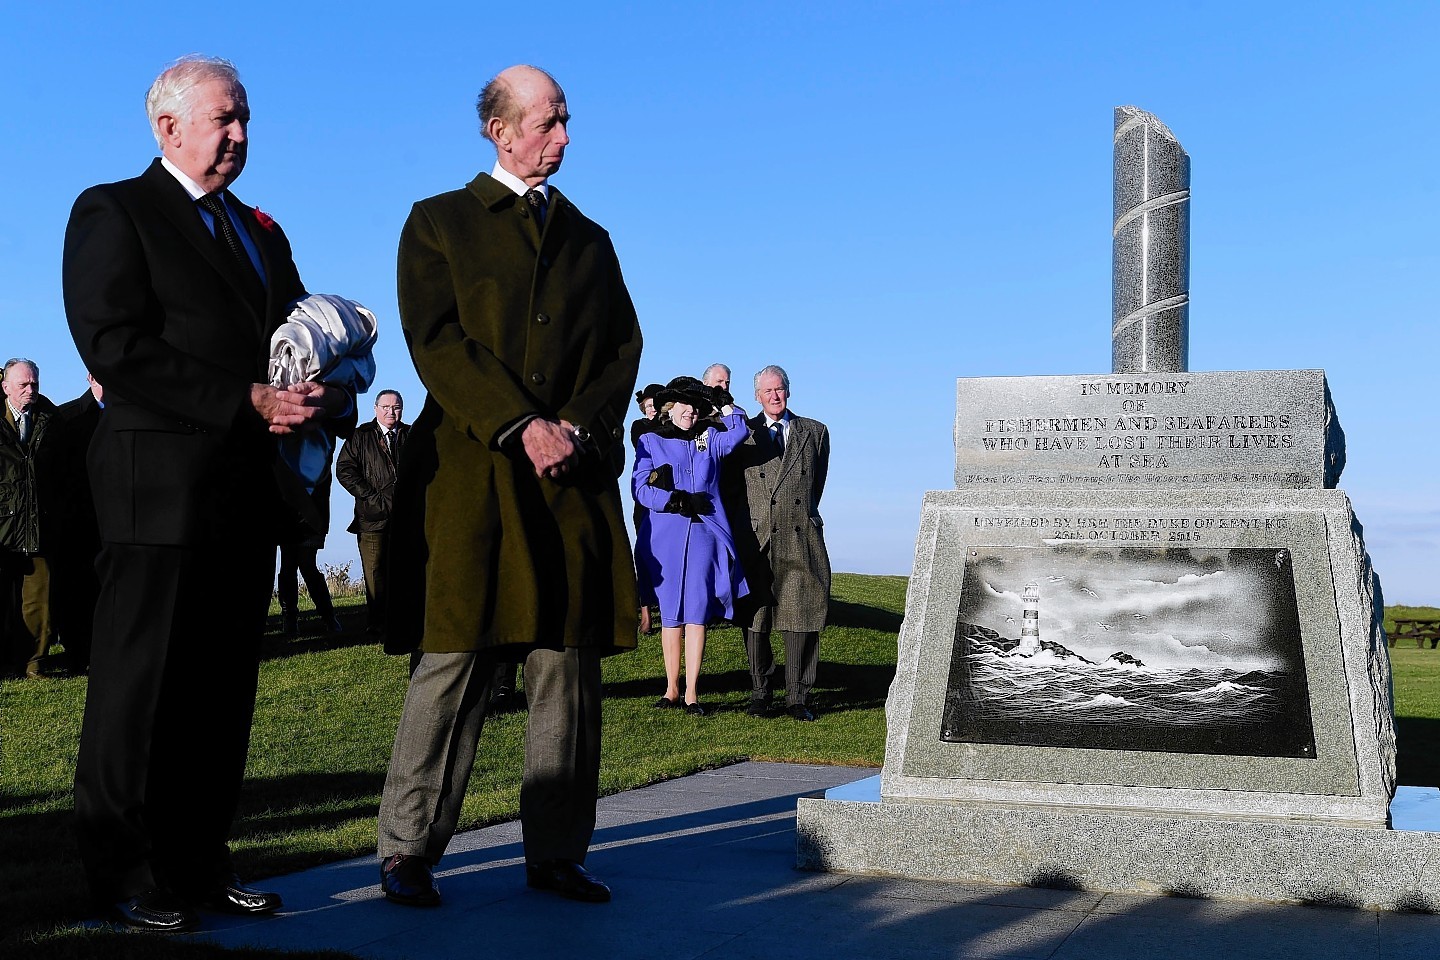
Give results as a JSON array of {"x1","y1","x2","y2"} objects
[
  {"x1": 490, "y1": 161, "x2": 549, "y2": 200},
  {"x1": 160, "y1": 156, "x2": 211, "y2": 200},
  {"x1": 764, "y1": 411, "x2": 791, "y2": 428}
]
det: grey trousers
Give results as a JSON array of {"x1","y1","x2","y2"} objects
[
  {"x1": 744, "y1": 629, "x2": 819, "y2": 706},
  {"x1": 377, "y1": 645, "x2": 602, "y2": 866}
]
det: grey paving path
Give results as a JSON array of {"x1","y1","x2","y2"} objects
[{"x1": 194, "y1": 762, "x2": 1440, "y2": 959}]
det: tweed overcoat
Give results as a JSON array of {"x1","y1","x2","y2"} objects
[
  {"x1": 387, "y1": 173, "x2": 641, "y2": 655},
  {"x1": 728, "y1": 412, "x2": 831, "y2": 633}
]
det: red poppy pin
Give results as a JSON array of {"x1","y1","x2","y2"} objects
[{"x1": 253, "y1": 207, "x2": 277, "y2": 231}]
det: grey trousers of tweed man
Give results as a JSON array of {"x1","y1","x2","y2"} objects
[
  {"x1": 377, "y1": 645, "x2": 602, "y2": 867},
  {"x1": 743, "y1": 629, "x2": 819, "y2": 707}
]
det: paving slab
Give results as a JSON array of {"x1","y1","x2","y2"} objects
[{"x1": 189, "y1": 762, "x2": 1440, "y2": 960}]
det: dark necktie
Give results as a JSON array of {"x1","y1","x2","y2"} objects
[
  {"x1": 524, "y1": 188, "x2": 547, "y2": 230},
  {"x1": 197, "y1": 194, "x2": 257, "y2": 274},
  {"x1": 770, "y1": 421, "x2": 784, "y2": 457},
  {"x1": 17, "y1": 411, "x2": 31, "y2": 444},
  {"x1": 385, "y1": 430, "x2": 396, "y2": 463}
]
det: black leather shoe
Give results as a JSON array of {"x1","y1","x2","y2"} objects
[
  {"x1": 654, "y1": 696, "x2": 680, "y2": 709},
  {"x1": 111, "y1": 889, "x2": 198, "y2": 932},
  {"x1": 381, "y1": 854, "x2": 440, "y2": 907},
  {"x1": 746, "y1": 698, "x2": 777, "y2": 717},
  {"x1": 788, "y1": 703, "x2": 816, "y2": 722},
  {"x1": 199, "y1": 876, "x2": 283, "y2": 915},
  {"x1": 525, "y1": 860, "x2": 611, "y2": 903},
  {"x1": 685, "y1": 702, "x2": 708, "y2": 717}
]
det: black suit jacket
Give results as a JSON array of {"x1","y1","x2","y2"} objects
[{"x1": 63, "y1": 159, "x2": 308, "y2": 546}]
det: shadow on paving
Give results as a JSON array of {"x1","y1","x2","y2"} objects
[{"x1": 1395, "y1": 716, "x2": 1440, "y2": 788}]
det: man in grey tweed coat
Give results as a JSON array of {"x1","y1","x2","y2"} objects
[{"x1": 726, "y1": 364, "x2": 830, "y2": 721}]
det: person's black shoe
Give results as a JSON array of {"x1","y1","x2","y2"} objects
[
  {"x1": 110, "y1": 889, "x2": 198, "y2": 932},
  {"x1": 380, "y1": 854, "x2": 441, "y2": 907},
  {"x1": 685, "y1": 702, "x2": 708, "y2": 717},
  {"x1": 654, "y1": 696, "x2": 680, "y2": 709},
  {"x1": 281, "y1": 612, "x2": 298, "y2": 638},
  {"x1": 525, "y1": 860, "x2": 611, "y2": 903},
  {"x1": 197, "y1": 876, "x2": 283, "y2": 915},
  {"x1": 746, "y1": 698, "x2": 777, "y2": 717},
  {"x1": 787, "y1": 703, "x2": 816, "y2": 722},
  {"x1": 488, "y1": 689, "x2": 526, "y2": 714},
  {"x1": 321, "y1": 615, "x2": 344, "y2": 634}
]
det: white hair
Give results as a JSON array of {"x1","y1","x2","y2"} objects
[
  {"x1": 145, "y1": 54, "x2": 243, "y2": 148},
  {"x1": 753, "y1": 364, "x2": 790, "y2": 392}
]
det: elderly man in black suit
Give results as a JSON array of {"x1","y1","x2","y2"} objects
[
  {"x1": 336, "y1": 389, "x2": 407, "y2": 638},
  {"x1": 62, "y1": 54, "x2": 352, "y2": 932}
]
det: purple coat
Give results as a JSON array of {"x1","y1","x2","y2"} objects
[{"x1": 633, "y1": 412, "x2": 750, "y2": 626}]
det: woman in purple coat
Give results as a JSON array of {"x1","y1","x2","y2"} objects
[{"x1": 633, "y1": 377, "x2": 750, "y2": 716}]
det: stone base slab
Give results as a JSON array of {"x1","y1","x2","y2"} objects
[{"x1": 797, "y1": 780, "x2": 1440, "y2": 913}]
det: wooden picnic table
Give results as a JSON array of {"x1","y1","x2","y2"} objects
[{"x1": 1390, "y1": 619, "x2": 1440, "y2": 649}]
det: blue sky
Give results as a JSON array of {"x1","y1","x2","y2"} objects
[{"x1": 2, "y1": 2, "x2": 1436, "y2": 603}]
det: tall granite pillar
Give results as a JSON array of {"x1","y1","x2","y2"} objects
[{"x1": 1112, "y1": 106, "x2": 1189, "y2": 373}]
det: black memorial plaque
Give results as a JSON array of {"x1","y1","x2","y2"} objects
[{"x1": 940, "y1": 544, "x2": 1316, "y2": 758}]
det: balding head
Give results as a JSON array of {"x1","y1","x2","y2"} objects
[{"x1": 477, "y1": 65, "x2": 570, "y2": 186}]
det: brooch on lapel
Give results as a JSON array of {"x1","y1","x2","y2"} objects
[
  {"x1": 694, "y1": 433, "x2": 709, "y2": 452},
  {"x1": 253, "y1": 207, "x2": 278, "y2": 232}
]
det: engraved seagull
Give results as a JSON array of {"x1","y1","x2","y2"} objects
[
  {"x1": 1132, "y1": 613, "x2": 1148, "y2": 621},
  {"x1": 1081, "y1": 587, "x2": 1099, "y2": 600},
  {"x1": 1098, "y1": 621, "x2": 1113, "y2": 632}
]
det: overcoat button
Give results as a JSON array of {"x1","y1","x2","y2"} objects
[
  {"x1": 536, "y1": 313, "x2": 551, "y2": 324},
  {"x1": 519, "y1": 207, "x2": 530, "y2": 218},
  {"x1": 771, "y1": 499, "x2": 777, "y2": 505},
  {"x1": 611, "y1": 427, "x2": 623, "y2": 439},
  {"x1": 530, "y1": 373, "x2": 546, "y2": 385},
  {"x1": 541, "y1": 257, "x2": 551, "y2": 268}
]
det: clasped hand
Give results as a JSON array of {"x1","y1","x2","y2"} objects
[
  {"x1": 522, "y1": 418, "x2": 580, "y2": 480},
  {"x1": 251, "y1": 382, "x2": 346, "y2": 435}
]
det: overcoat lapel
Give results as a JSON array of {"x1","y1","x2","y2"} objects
[{"x1": 775, "y1": 416, "x2": 808, "y2": 486}]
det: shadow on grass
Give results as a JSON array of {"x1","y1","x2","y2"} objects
[
  {"x1": 602, "y1": 662, "x2": 896, "y2": 714},
  {"x1": 258, "y1": 609, "x2": 376, "y2": 662},
  {"x1": 827, "y1": 598, "x2": 904, "y2": 633},
  {"x1": 0, "y1": 771, "x2": 387, "y2": 952}
]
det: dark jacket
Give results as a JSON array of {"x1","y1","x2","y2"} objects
[
  {"x1": 0, "y1": 395, "x2": 59, "y2": 555},
  {"x1": 53, "y1": 390, "x2": 102, "y2": 556},
  {"x1": 335, "y1": 420, "x2": 405, "y2": 534},
  {"x1": 62, "y1": 159, "x2": 333, "y2": 547},
  {"x1": 387, "y1": 172, "x2": 642, "y2": 656}
]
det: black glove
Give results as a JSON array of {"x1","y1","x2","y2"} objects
[
  {"x1": 662, "y1": 490, "x2": 714, "y2": 518},
  {"x1": 663, "y1": 490, "x2": 695, "y2": 515},
  {"x1": 646, "y1": 463, "x2": 675, "y2": 491},
  {"x1": 708, "y1": 385, "x2": 735, "y2": 409}
]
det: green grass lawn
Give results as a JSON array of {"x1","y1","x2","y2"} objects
[{"x1": 2, "y1": 579, "x2": 1437, "y2": 957}]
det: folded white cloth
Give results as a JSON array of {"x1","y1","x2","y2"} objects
[{"x1": 269, "y1": 294, "x2": 379, "y2": 493}]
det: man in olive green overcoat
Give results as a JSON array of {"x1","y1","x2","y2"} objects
[{"x1": 376, "y1": 65, "x2": 640, "y2": 907}]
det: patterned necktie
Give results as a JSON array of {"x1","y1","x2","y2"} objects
[
  {"x1": 385, "y1": 430, "x2": 396, "y2": 463},
  {"x1": 197, "y1": 194, "x2": 256, "y2": 274},
  {"x1": 524, "y1": 188, "x2": 547, "y2": 230},
  {"x1": 770, "y1": 421, "x2": 784, "y2": 457},
  {"x1": 17, "y1": 411, "x2": 30, "y2": 444}
]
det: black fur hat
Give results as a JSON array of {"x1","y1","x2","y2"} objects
[
  {"x1": 654, "y1": 376, "x2": 718, "y2": 418},
  {"x1": 635, "y1": 382, "x2": 664, "y2": 404}
]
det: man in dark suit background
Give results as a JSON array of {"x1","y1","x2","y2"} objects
[
  {"x1": 728, "y1": 365, "x2": 831, "y2": 721},
  {"x1": 62, "y1": 54, "x2": 352, "y2": 932},
  {"x1": 336, "y1": 389, "x2": 406, "y2": 638}
]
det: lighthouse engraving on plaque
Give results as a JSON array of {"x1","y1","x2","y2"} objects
[{"x1": 796, "y1": 107, "x2": 1424, "y2": 912}]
